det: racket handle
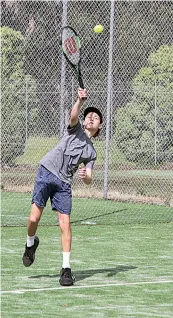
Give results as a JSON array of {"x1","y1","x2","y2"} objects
[
  {"x1": 78, "y1": 70, "x2": 84, "y2": 89},
  {"x1": 77, "y1": 69, "x2": 86, "y2": 99}
]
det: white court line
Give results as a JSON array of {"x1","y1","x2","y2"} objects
[{"x1": 1, "y1": 280, "x2": 173, "y2": 294}]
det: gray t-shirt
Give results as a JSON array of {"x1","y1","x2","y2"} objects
[{"x1": 40, "y1": 122, "x2": 97, "y2": 184}]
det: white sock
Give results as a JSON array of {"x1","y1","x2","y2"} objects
[
  {"x1": 62, "y1": 251, "x2": 71, "y2": 269},
  {"x1": 27, "y1": 235, "x2": 35, "y2": 247}
]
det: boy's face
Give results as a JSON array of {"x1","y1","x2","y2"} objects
[{"x1": 83, "y1": 112, "x2": 102, "y2": 134}]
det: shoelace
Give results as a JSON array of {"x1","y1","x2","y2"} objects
[
  {"x1": 25, "y1": 246, "x2": 33, "y2": 257},
  {"x1": 64, "y1": 270, "x2": 71, "y2": 278}
]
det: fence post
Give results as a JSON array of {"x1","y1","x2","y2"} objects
[
  {"x1": 110, "y1": 74, "x2": 113, "y2": 138},
  {"x1": 103, "y1": 1, "x2": 115, "y2": 198},
  {"x1": 60, "y1": 0, "x2": 68, "y2": 138},
  {"x1": 71, "y1": 76, "x2": 75, "y2": 106},
  {"x1": 25, "y1": 77, "x2": 28, "y2": 151},
  {"x1": 154, "y1": 79, "x2": 157, "y2": 165}
]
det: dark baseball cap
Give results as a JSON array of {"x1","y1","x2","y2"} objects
[{"x1": 83, "y1": 107, "x2": 103, "y2": 124}]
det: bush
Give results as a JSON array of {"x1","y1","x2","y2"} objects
[
  {"x1": 115, "y1": 45, "x2": 173, "y2": 165},
  {"x1": 1, "y1": 27, "x2": 37, "y2": 165}
]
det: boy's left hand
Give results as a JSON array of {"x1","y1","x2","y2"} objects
[{"x1": 78, "y1": 167, "x2": 87, "y2": 179}]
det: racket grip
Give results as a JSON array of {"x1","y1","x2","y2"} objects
[
  {"x1": 78, "y1": 76, "x2": 86, "y2": 100},
  {"x1": 78, "y1": 70, "x2": 86, "y2": 99},
  {"x1": 78, "y1": 71, "x2": 84, "y2": 89}
]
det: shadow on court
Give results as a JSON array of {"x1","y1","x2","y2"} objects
[
  {"x1": 29, "y1": 265, "x2": 137, "y2": 282},
  {"x1": 71, "y1": 208, "x2": 128, "y2": 224}
]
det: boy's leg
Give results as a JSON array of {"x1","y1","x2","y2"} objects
[
  {"x1": 58, "y1": 212, "x2": 72, "y2": 253},
  {"x1": 27, "y1": 203, "x2": 43, "y2": 236},
  {"x1": 58, "y1": 212, "x2": 75, "y2": 286},
  {"x1": 22, "y1": 203, "x2": 43, "y2": 267}
]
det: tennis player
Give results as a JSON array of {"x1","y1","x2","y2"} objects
[{"x1": 22, "y1": 88, "x2": 103, "y2": 286}]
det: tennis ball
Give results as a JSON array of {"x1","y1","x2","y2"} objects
[{"x1": 94, "y1": 24, "x2": 104, "y2": 33}]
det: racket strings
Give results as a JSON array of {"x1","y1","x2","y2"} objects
[{"x1": 62, "y1": 29, "x2": 81, "y2": 65}]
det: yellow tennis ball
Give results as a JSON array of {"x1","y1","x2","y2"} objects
[{"x1": 94, "y1": 24, "x2": 104, "y2": 33}]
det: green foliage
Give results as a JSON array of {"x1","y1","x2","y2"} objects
[
  {"x1": 115, "y1": 45, "x2": 173, "y2": 165},
  {"x1": 1, "y1": 27, "x2": 24, "y2": 79},
  {"x1": 1, "y1": 27, "x2": 37, "y2": 166}
]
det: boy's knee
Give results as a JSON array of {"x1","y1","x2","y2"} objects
[
  {"x1": 29, "y1": 203, "x2": 43, "y2": 223},
  {"x1": 58, "y1": 213, "x2": 71, "y2": 231},
  {"x1": 29, "y1": 215, "x2": 40, "y2": 223}
]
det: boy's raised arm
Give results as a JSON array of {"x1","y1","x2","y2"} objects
[{"x1": 69, "y1": 88, "x2": 88, "y2": 127}]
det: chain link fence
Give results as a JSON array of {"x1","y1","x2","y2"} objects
[{"x1": 1, "y1": 1, "x2": 173, "y2": 226}]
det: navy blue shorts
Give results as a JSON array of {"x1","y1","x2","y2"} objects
[{"x1": 32, "y1": 165, "x2": 72, "y2": 214}]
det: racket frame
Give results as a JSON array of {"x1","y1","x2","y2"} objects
[{"x1": 61, "y1": 26, "x2": 84, "y2": 89}]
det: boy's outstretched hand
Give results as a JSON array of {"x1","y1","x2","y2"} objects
[
  {"x1": 70, "y1": 88, "x2": 88, "y2": 127},
  {"x1": 78, "y1": 88, "x2": 88, "y2": 101}
]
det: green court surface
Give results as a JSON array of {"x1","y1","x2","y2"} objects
[
  {"x1": 1, "y1": 192, "x2": 173, "y2": 227},
  {"x1": 1, "y1": 223, "x2": 173, "y2": 317}
]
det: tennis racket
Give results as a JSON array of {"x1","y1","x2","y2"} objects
[{"x1": 60, "y1": 26, "x2": 84, "y2": 89}]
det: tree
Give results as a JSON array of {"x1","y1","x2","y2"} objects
[
  {"x1": 2, "y1": 1, "x2": 173, "y2": 138},
  {"x1": 1, "y1": 26, "x2": 37, "y2": 165},
  {"x1": 115, "y1": 44, "x2": 173, "y2": 166}
]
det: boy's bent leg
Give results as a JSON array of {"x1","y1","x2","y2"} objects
[
  {"x1": 22, "y1": 204, "x2": 43, "y2": 267},
  {"x1": 27, "y1": 203, "x2": 43, "y2": 236},
  {"x1": 58, "y1": 212, "x2": 75, "y2": 286}
]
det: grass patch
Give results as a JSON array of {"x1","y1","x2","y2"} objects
[
  {"x1": 15, "y1": 136, "x2": 128, "y2": 167},
  {"x1": 1, "y1": 191, "x2": 173, "y2": 227},
  {"x1": 15, "y1": 136, "x2": 58, "y2": 165},
  {"x1": 1, "y1": 224, "x2": 173, "y2": 317}
]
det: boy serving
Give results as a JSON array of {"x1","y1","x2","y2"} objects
[{"x1": 22, "y1": 88, "x2": 103, "y2": 286}]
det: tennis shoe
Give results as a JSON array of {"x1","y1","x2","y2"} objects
[
  {"x1": 59, "y1": 268, "x2": 75, "y2": 286},
  {"x1": 22, "y1": 236, "x2": 39, "y2": 267}
]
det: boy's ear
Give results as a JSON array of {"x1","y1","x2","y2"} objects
[{"x1": 99, "y1": 123, "x2": 102, "y2": 129}]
